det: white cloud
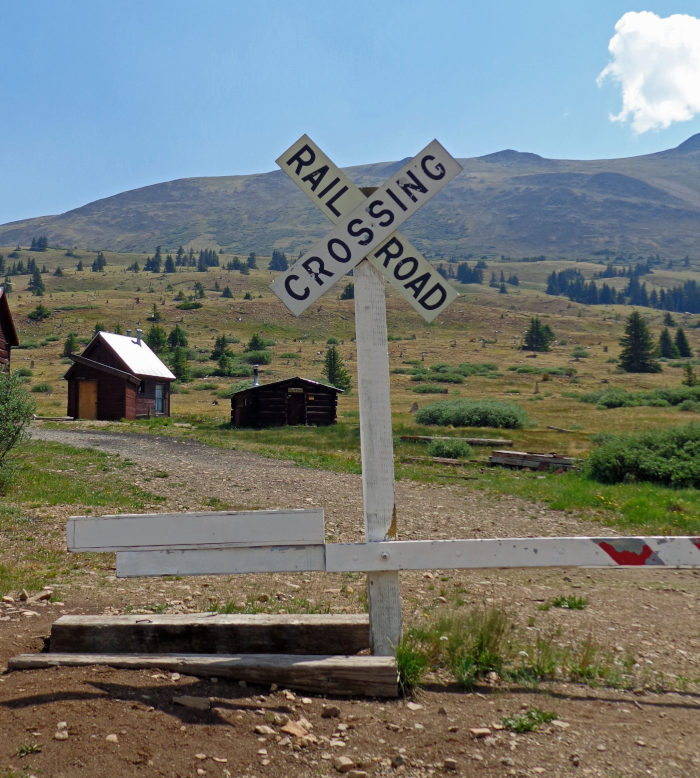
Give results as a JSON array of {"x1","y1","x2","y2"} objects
[{"x1": 598, "y1": 11, "x2": 700, "y2": 133}]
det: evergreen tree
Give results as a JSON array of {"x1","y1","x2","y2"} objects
[
  {"x1": 28, "y1": 266, "x2": 45, "y2": 296},
  {"x1": 522, "y1": 317, "x2": 555, "y2": 352},
  {"x1": 54, "y1": 266, "x2": 63, "y2": 277},
  {"x1": 339, "y1": 282, "x2": 354, "y2": 300},
  {"x1": 167, "y1": 324, "x2": 188, "y2": 351},
  {"x1": 76, "y1": 260, "x2": 84, "y2": 271},
  {"x1": 92, "y1": 322, "x2": 105, "y2": 337},
  {"x1": 658, "y1": 328, "x2": 680, "y2": 358},
  {"x1": 246, "y1": 333, "x2": 266, "y2": 351},
  {"x1": 145, "y1": 325, "x2": 167, "y2": 354},
  {"x1": 193, "y1": 281, "x2": 205, "y2": 298},
  {"x1": 91, "y1": 252, "x2": 106, "y2": 272},
  {"x1": 148, "y1": 303, "x2": 162, "y2": 322},
  {"x1": 211, "y1": 335, "x2": 230, "y2": 361},
  {"x1": 674, "y1": 327, "x2": 692, "y2": 358},
  {"x1": 663, "y1": 312, "x2": 676, "y2": 326},
  {"x1": 164, "y1": 255, "x2": 176, "y2": 273},
  {"x1": 221, "y1": 285, "x2": 233, "y2": 298},
  {"x1": 62, "y1": 332, "x2": 79, "y2": 357},
  {"x1": 323, "y1": 345, "x2": 352, "y2": 391},
  {"x1": 269, "y1": 250, "x2": 288, "y2": 271},
  {"x1": 171, "y1": 346, "x2": 190, "y2": 382},
  {"x1": 247, "y1": 252, "x2": 257, "y2": 269},
  {"x1": 619, "y1": 311, "x2": 660, "y2": 373}
]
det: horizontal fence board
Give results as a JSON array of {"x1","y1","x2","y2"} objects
[
  {"x1": 116, "y1": 545, "x2": 325, "y2": 577},
  {"x1": 325, "y1": 537, "x2": 700, "y2": 572},
  {"x1": 67, "y1": 509, "x2": 324, "y2": 552},
  {"x1": 8, "y1": 652, "x2": 398, "y2": 697},
  {"x1": 50, "y1": 613, "x2": 370, "y2": 655}
]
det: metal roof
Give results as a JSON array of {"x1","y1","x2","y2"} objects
[{"x1": 97, "y1": 332, "x2": 175, "y2": 380}]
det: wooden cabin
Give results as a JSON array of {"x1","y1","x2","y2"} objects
[
  {"x1": 231, "y1": 376, "x2": 342, "y2": 428},
  {"x1": 0, "y1": 286, "x2": 19, "y2": 370},
  {"x1": 64, "y1": 330, "x2": 175, "y2": 420}
]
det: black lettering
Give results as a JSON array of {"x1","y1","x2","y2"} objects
[
  {"x1": 419, "y1": 283, "x2": 447, "y2": 310},
  {"x1": 302, "y1": 256, "x2": 334, "y2": 286},
  {"x1": 368, "y1": 198, "x2": 395, "y2": 227},
  {"x1": 328, "y1": 237, "x2": 352, "y2": 263},
  {"x1": 318, "y1": 176, "x2": 340, "y2": 198},
  {"x1": 397, "y1": 171, "x2": 428, "y2": 202},
  {"x1": 285, "y1": 144, "x2": 315, "y2": 175},
  {"x1": 404, "y1": 271, "x2": 430, "y2": 298},
  {"x1": 373, "y1": 237, "x2": 404, "y2": 268},
  {"x1": 394, "y1": 257, "x2": 419, "y2": 281},
  {"x1": 347, "y1": 218, "x2": 374, "y2": 246},
  {"x1": 285, "y1": 274, "x2": 310, "y2": 301},
  {"x1": 420, "y1": 154, "x2": 446, "y2": 180},
  {"x1": 301, "y1": 164, "x2": 329, "y2": 191},
  {"x1": 326, "y1": 185, "x2": 348, "y2": 217},
  {"x1": 386, "y1": 186, "x2": 408, "y2": 211}
]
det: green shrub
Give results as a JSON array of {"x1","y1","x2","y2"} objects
[
  {"x1": 415, "y1": 399, "x2": 529, "y2": 429},
  {"x1": 30, "y1": 382, "x2": 51, "y2": 393},
  {"x1": 278, "y1": 352, "x2": 299, "y2": 360},
  {"x1": 411, "y1": 384, "x2": 449, "y2": 394},
  {"x1": 14, "y1": 367, "x2": 33, "y2": 377},
  {"x1": 580, "y1": 385, "x2": 700, "y2": 409},
  {"x1": 0, "y1": 371, "x2": 36, "y2": 492},
  {"x1": 427, "y1": 439, "x2": 472, "y2": 459},
  {"x1": 586, "y1": 423, "x2": 700, "y2": 488},
  {"x1": 240, "y1": 349, "x2": 272, "y2": 365}
]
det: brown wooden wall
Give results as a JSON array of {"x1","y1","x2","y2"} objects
[
  {"x1": 0, "y1": 322, "x2": 12, "y2": 370},
  {"x1": 67, "y1": 370, "x2": 171, "y2": 420},
  {"x1": 231, "y1": 380, "x2": 338, "y2": 428}
]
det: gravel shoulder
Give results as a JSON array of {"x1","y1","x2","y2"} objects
[{"x1": 0, "y1": 425, "x2": 697, "y2": 777}]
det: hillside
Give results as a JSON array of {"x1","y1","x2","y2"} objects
[{"x1": 1, "y1": 135, "x2": 700, "y2": 258}]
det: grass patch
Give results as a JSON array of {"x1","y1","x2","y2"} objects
[
  {"x1": 426, "y1": 439, "x2": 472, "y2": 459},
  {"x1": 539, "y1": 594, "x2": 588, "y2": 611},
  {"x1": 501, "y1": 707, "x2": 557, "y2": 732}
]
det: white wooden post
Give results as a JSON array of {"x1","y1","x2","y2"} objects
[{"x1": 354, "y1": 257, "x2": 402, "y2": 656}]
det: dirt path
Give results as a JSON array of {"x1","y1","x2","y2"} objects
[{"x1": 0, "y1": 425, "x2": 697, "y2": 777}]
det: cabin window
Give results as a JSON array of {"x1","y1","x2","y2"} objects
[
  {"x1": 138, "y1": 381, "x2": 145, "y2": 394},
  {"x1": 155, "y1": 383, "x2": 165, "y2": 413}
]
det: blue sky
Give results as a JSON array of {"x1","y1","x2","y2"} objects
[{"x1": 2, "y1": 1, "x2": 700, "y2": 225}]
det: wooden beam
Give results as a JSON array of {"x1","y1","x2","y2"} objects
[
  {"x1": 354, "y1": 258, "x2": 402, "y2": 656},
  {"x1": 67, "y1": 509, "x2": 324, "y2": 552},
  {"x1": 116, "y1": 545, "x2": 325, "y2": 577},
  {"x1": 8, "y1": 652, "x2": 398, "y2": 698},
  {"x1": 49, "y1": 613, "x2": 370, "y2": 655},
  {"x1": 400, "y1": 435, "x2": 513, "y2": 446},
  {"x1": 325, "y1": 536, "x2": 700, "y2": 571}
]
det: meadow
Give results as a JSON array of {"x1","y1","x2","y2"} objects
[{"x1": 4, "y1": 244, "x2": 699, "y2": 534}]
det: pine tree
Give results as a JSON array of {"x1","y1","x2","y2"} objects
[
  {"x1": 62, "y1": 332, "x2": 79, "y2": 357},
  {"x1": 619, "y1": 311, "x2": 660, "y2": 373},
  {"x1": 145, "y1": 325, "x2": 167, "y2": 354},
  {"x1": 221, "y1": 285, "x2": 233, "y2": 298},
  {"x1": 164, "y1": 255, "x2": 176, "y2": 273},
  {"x1": 323, "y1": 345, "x2": 352, "y2": 391},
  {"x1": 28, "y1": 266, "x2": 45, "y2": 296},
  {"x1": 171, "y1": 346, "x2": 190, "y2": 382},
  {"x1": 674, "y1": 327, "x2": 692, "y2": 358},
  {"x1": 522, "y1": 317, "x2": 555, "y2": 352},
  {"x1": 167, "y1": 324, "x2": 188, "y2": 351},
  {"x1": 657, "y1": 328, "x2": 680, "y2": 358}
]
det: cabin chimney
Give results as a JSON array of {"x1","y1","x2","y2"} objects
[
  {"x1": 136, "y1": 328, "x2": 142, "y2": 345},
  {"x1": 126, "y1": 329, "x2": 132, "y2": 338},
  {"x1": 253, "y1": 364, "x2": 259, "y2": 387}
]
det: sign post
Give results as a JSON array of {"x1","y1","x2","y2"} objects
[{"x1": 272, "y1": 136, "x2": 463, "y2": 654}]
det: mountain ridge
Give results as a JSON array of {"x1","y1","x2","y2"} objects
[{"x1": 2, "y1": 135, "x2": 699, "y2": 258}]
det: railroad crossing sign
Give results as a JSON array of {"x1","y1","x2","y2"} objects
[
  {"x1": 270, "y1": 135, "x2": 463, "y2": 655},
  {"x1": 271, "y1": 135, "x2": 462, "y2": 321}
]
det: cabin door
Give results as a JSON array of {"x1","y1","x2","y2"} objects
[
  {"x1": 78, "y1": 380, "x2": 98, "y2": 419},
  {"x1": 287, "y1": 391, "x2": 305, "y2": 425}
]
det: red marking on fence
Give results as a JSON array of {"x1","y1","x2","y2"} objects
[
  {"x1": 692, "y1": 538, "x2": 700, "y2": 552},
  {"x1": 597, "y1": 541, "x2": 654, "y2": 566}
]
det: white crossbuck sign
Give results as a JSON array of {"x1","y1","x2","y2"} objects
[{"x1": 271, "y1": 135, "x2": 462, "y2": 320}]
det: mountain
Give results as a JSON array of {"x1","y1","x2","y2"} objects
[{"x1": 2, "y1": 135, "x2": 700, "y2": 258}]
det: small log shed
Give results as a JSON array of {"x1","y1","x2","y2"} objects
[
  {"x1": 230, "y1": 376, "x2": 342, "y2": 428},
  {"x1": 64, "y1": 330, "x2": 175, "y2": 420},
  {"x1": 0, "y1": 286, "x2": 19, "y2": 370}
]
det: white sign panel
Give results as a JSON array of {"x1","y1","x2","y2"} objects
[
  {"x1": 275, "y1": 135, "x2": 460, "y2": 322},
  {"x1": 271, "y1": 139, "x2": 462, "y2": 316}
]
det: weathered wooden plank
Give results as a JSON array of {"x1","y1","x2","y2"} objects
[
  {"x1": 50, "y1": 613, "x2": 370, "y2": 655},
  {"x1": 400, "y1": 435, "x2": 513, "y2": 446},
  {"x1": 488, "y1": 450, "x2": 577, "y2": 470},
  {"x1": 8, "y1": 652, "x2": 398, "y2": 697},
  {"x1": 354, "y1": 258, "x2": 402, "y2": 656},
  {"x1": 67, "y1": 509, "x2": 324, "y2": 551},
  {"x1": 325, "y1": 537, "x2": 700, "y2": 571},
  {"x1": 116, "y1": 545, "x2": 325, "y2": 577}
]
